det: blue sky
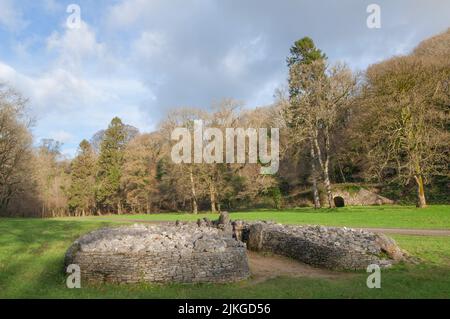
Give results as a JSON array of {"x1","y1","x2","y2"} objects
[{"x1": 0, "y1": 0, "x2": 449, "y2": 157}]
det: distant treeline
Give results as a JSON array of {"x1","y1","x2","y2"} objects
[{"x1": 1, "y1": 29, "x2": 449, "y2": 217}]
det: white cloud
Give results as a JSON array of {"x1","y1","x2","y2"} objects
[
  {"x1": 0, "y1": 62, "x2": 103, "y2": 114},
  {"x1": 0, "y1": 61, "x2": 17, "y2": 80},
  {"x1": 12, "y1": 36, "x2": 36, "y2": 58},
  {"x1": 247, "y1": 77, "x2": 284, "y2": 107},
  {"x1": 106, "y1": 0, "x2": 162, "y2": 28},
  {"x1": 0, "y1": 0, "x2": 27, "y2": 31},
  {"x1": 0, "y1": 17, "x2": 156, "y2": 132},
  {"x1": 1, "y1": 0, "x2": 449, "y2": 156},
  {"x1": 0, "y1": 59, "x2": 155, "y2": 152},
  {"x1": 222, "y1": 35, "x2": 267, "y2": 77},
  {"x1": 46, "y1": 21, "x2": 106, "y2": 70},
  {"x1": 105, "y1": 0, "x2": 216, "y2": 30},
  {"x1": 43, "y1": 0, "x2": 63, "y2": 13},
  {"x1": 132, "y1": 31, "x2": 167, "y2": 59},
  {"x1": 48, "y1": 130, "x2": 74, "y2": 143}
]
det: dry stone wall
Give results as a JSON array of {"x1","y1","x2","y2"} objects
[
  {"x1": 65, "y1": 223, "x2": 250, "y2": 284},
  {"x1": 64, "y1": 211, "x2": 409, "y2": 285},
  {"x1": 241, "y1": 221, "x2": 407, "y2": 270}
]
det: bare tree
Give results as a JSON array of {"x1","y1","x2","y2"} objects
[
  {"x1": 0, "y1": 85, "x2": 34, "y2": 214},
  {"x1": 34, "y1": 139, "x2": 70, "y2": 217},
  {"x1": 359, "y1": 53, "x2": 449, "y2": 208},
  {"x1": 287, "y1": 59, "x2": 357, "y2": 208},
  {"x1": 159, "y1": 107, "x2": 209, "y2": 213},
  {"x1": 121, "y1": 132, "x2": 163, "y2": 214}
]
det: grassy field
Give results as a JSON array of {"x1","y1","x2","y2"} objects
[
  {"x1": 1, "y1": 205, "x2": 450, "y2": 298},
  {"x1": 62, "y1": 205, "x2": 450, "y2": 229}
]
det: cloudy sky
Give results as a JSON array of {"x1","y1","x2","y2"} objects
[{"x1": 0, "y1": 0, "x2": 449, "y2": 157}]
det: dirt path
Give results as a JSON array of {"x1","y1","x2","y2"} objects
[
  {"x1": 93, "y1": 218, "x2": 450, "y2": 237},
  {"x1": 246, "y1": 251, "x2": 352, "y2": 283}
]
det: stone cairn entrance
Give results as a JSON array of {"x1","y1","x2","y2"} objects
[{"x1": 65, "y1": 212, "x2": 408, "y2": 284}]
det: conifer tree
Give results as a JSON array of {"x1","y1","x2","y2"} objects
[
  {"x1": 95, "y1": 117, "x2": 127, "y2": 213},
  {"x1": 67, "y1": 140, "x2": 96, "y2": 216},
  {"x1": 286, "y1": 37, "x2": 326, "y2": 209}
]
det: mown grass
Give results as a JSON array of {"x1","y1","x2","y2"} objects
[
  {"x1": 62, "y1": 205, "x2": 450, "y2": 229},
  {"x1": 0, "y1": 211, "x2": 450, "y2": 298}
]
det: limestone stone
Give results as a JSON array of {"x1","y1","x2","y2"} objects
[
  {"x1": 65, "y1": 216, "x2": 409, "y2": 284},
  {"x1": 242, "y1": 222, "x2": 408, "y2": 270},
  {"x1": 65, "y1": 223, "x2": 250, "y2": 284}
]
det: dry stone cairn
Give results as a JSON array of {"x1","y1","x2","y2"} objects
[
  {"x1": 65, "y1": 223, "x2": 250, "y2": 284},
  {"x1": 64, "y1": 211, "x2": 408, "y2": 285},
  {"x1": 241, "y1": 221, "x2": 407, "y2": 270}
]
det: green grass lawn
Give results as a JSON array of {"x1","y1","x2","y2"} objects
[
  {"x1": 1, "y1": 205, "x2": 450, "y2": 298},
  {"x1": 62, "y1": 205, "x2": 450, "y2": 229}
]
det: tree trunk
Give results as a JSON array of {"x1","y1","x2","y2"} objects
[
  {"x1": 323, "y1": 169, "x2": 334, "y2": 208},
  {"x1": 310, "y1": 141, "x2": 321, "y2": 209},
  {"x1": 337, "y1": 160, "x2": 347, "y2": 183},
  {"x1": 313, "y1": 131, "x2": 334, "y2": 208},
  {"x1": 189, "y1": 167, "x2": 198, "y2": 214},
  {"x1": 209, "y1": 182, "x2": 217, "y2": 213},
  {"x1": 414, "y1": 175, "x2": 427, "y2": 208}
]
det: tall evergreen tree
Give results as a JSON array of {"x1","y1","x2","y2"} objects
[
  {"x1": 95, "y1": 117, "x2": 127, "y2": 213},
  {"x1": 286, "y1": 37, "x2": 355, "y2": 209},
  {"x1": 287, "y1": 37, "x2": 326, "y2": 66},
  {"x1": 286, "y1": 37, "x2": 326, "y2": 209},
  {"x1": 67, "y1": 140, "x2": 96, "y2": 216}
]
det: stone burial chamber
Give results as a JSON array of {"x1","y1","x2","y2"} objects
[
  {"x1": 64, "y1": 223, "x2": 250, "y2": 284},
  {"x1": 236, "y1": 221, "x2": 408, "y2": 270},
  {"x1": 64, "y1": 212, "x2": 408, "y2": 284}
]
